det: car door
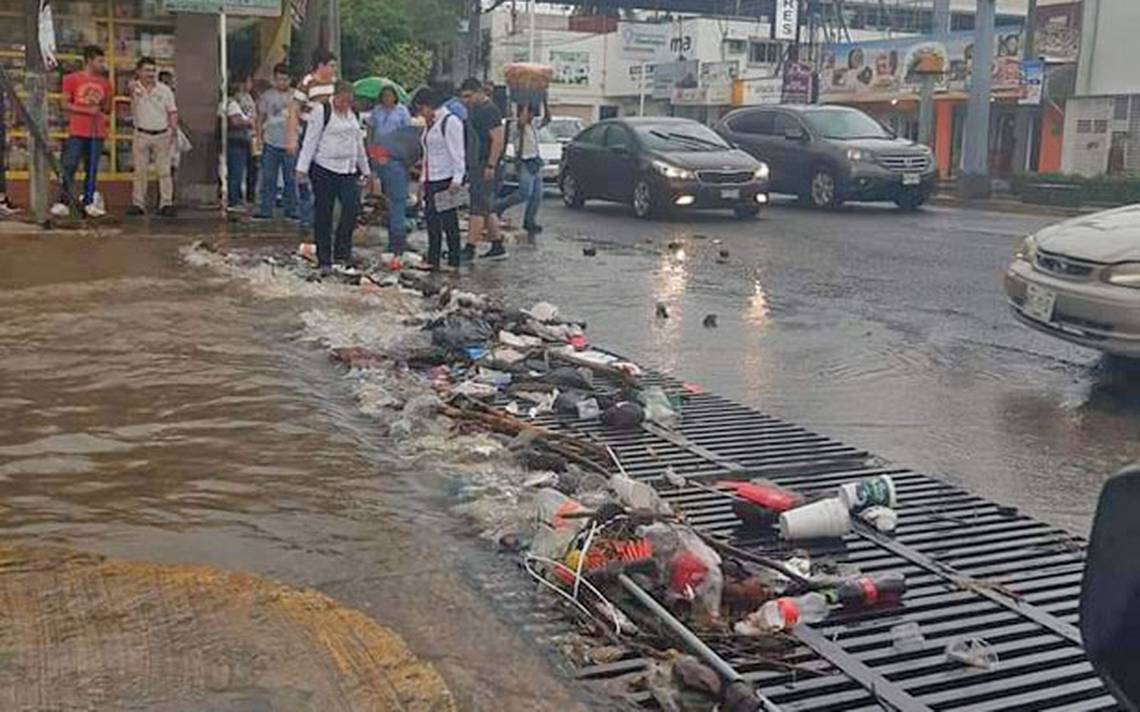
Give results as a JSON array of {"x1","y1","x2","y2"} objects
[
  {"x1": 771, "y1": 112, "x2": 812, "y2": 194},
  {"x1": 602, "y1": 123, "x2": 638, "y2": 201},
  {"x1": 564, "y1": 123, "x2": 607, "y2": 197},
  {"x1": 723, "y1": 110, "x2": 781, "y2": 188}
]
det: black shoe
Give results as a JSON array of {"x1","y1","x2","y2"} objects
[
  {"x1": 158, "y1": 205, "x2": 176, "y2": 218},
  {"x1": 460, "y1": 244, "x2": 477, "y2": 263},
  {"x1": 480, "y1": 243, "x2": 508, "y2": 261},
  {"x1": 126, "y1": 205, "x2": 145, "y2": 216},
  {"x1": 523, "y1": 222, "x2": 543, "y2": 234}
]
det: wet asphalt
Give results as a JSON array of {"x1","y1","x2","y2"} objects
[{"x1": 476, "y1": 195, "x2": 1140, "y2": 535}]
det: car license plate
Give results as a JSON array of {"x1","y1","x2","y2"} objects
[
  {"x1": 902, "y1": 173, "x2": 921, "y2": 186},
  {"x1": 1023, "y1": 284, "x2": 1057, "y2": 323},
  {"x1": 721, "y1": 188, "x2": 740, "y2": 200}
]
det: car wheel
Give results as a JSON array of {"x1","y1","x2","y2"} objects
[
  {"x1": 632, "y1": 179, "x2": 658, "y2": 220},
  {"x1": 561, "y1": 172, "x2": 585, "y2": 209},
  {"x1": 808, "y1": 168, "x2": 838, "y2": 209},
  {"x1": 895, "y1": 192, "x2": 926, "y2": 211},
  {"x1": 734, "y1": 204, "x2": 761, "y2": 220}
]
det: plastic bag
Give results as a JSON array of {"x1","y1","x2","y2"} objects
[
  {"x1": 610, "y1": 473, "x2": 671, "y2": 516},
  {"x1": 640, "y1": 386, "x2": 680, "y2": 429},
  {"x1": 668, "y1": 530, "x2": 723, "y2": 624}
]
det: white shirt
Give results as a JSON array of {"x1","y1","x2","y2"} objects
[
  {"x1": 422, "y1": 106, "x2": 465, "y2": 187},
  {"x1": 131, "y1": 81, "x2": 177, "y2": 132},
  {"x1": 296, "y1": 107, "x2": 370, "y2": 176}
]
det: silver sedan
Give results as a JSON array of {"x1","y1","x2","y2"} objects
[{"x1": 1005, "y1": 204, "x2": 1140, "y2": 358}]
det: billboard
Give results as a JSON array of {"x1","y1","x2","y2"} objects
[
  {"x1": 781, "y1": 61, "x2": 812, "y2": 104},
  {"x1": 617, "y1": 22, "x2": 671, "y2": 63},
  {"x1": 164, "y1": 0, "x2": 280, "y2": 15},
  {"x1": 819, "y1": 29, "x2": 1027, "y2": 101},
  {"x1": 653, "y1": 59, "x2": 698, "y2": 100},
  {"x1": 550, "y1": 50, "x2": 590, "y2": 86}
]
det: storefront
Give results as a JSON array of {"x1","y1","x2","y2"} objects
[
  {"x1": 0, "y1": 0, "x2": 293, "y2": 208},
  {"x1": 817, "y1": 29, "x2": 1064, "y2": 180}
]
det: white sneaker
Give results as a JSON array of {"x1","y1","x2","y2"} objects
[
  {"x1": 0, "y1": 201, "x2": 19, "y2": 218},
  {"x1": 84, "y1": 204, "x2": 107, "y2": 218},
  {"x1": 50, "y1": 202, "x2": 70, "y2": 218}
]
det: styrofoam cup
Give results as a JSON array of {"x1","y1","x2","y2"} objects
[
  {"x1": 838, "y1": 475, "x2": 897, "y2": 512},
  {"x1": 779, "y1": 498, "x2": 851, "y2": 540}
]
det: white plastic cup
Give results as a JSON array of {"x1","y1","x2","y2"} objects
[
  {"x1": 779, "y1": 498, "x2": 852, "y2": 540},
  {"x1": 838, "y1": 475, "x2": 897, "y2": 512}
]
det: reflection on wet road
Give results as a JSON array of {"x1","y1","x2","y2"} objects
[{"x1": 475, "y1": 199, "x2": 1140, "y2": 534}]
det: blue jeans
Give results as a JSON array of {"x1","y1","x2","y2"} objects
[
  {"x1": 494, "y1": 158, "x2": 543, "y2": 229},
  {"x1": 60, "y1": 136, "x2": 102, "y2": 206},
  {"x1": 376, "y1": 160, "x2": 408, "y2": 254},
  {"x1": 226, "y1": 140, "x2": 248, "y2": 207},
  {"x1": 257, "y1": 144, "x2": 297, "y2": 218},
  {"x1": 297, "y1": 179, "x2": 314, "y2": 227}
]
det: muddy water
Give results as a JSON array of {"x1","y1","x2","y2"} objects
[{"x1": 0, "y1": 233, "x2": 588, "y2": 711}]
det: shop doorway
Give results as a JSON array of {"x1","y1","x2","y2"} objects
[{"x1": 988, "y1": 107, "x2": 1018, "y2": 178}]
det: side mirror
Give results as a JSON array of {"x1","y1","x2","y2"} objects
[
  {"x1": 1081, "y1": 463, "x2": 1140, "y2": 710},
  {"x1": 784, "y1": 126, "x2": 806, "y2": 142}
]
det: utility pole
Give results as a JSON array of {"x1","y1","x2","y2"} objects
[
  {"x1": 23, "y1": 0, "x2": 49, "y2": 223},
  {"x1": 960, "y1": 0, "x2": 995, "y2": 198},
  {"x1": 1011, "y1": 0, "x2": 1038, "y2": 173},
  {"x1": 917, "y1": 0, "x2": 951, "y2": 146},
  {"x1": 328, "y1": 0, "x2": 341, "y2": 60},
  {"x1": 528, "y1": 0, "x2": 537, "y2": 62}
]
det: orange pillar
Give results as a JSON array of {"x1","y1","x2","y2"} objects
[
  {"x1": 1037, "y1": 103, "x2": 1064, "y2": 174},
  {"x1": 933, "y1": 100, "x2": 954, "y2": 178}
]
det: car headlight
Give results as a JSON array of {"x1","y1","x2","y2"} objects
[
  {"x1": 1103, "y1": 262, "x2": 1140, "y2": 289},
  {"x1": 846, "y1": 148, "x2": 872, "y2": 162},
  {"x1": 652, "y1": 160, "x2": 695, "y2": 180},
  {"x1": 753, "y1": 162, "x2": 770, "y2": 181},
  {"x1": 1014, "y1": 234, "x2": 1038, "y2": 262}
]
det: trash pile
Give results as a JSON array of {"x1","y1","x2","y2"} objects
[{"x1": 184, "y1": 241, "x2": 918, "y2": 711}]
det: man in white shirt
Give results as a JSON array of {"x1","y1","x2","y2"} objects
[
  {"x1": 127, "y1": 56, "x2": 178, "y2": 217},
  {"x1": 295, "y1": 81, "x2": 369, "y2": 272},
  {"x1": 411, "y1": 87, "x2": 465, "y2": 272}
]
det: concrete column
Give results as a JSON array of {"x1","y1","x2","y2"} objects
[
  {"x1": 24, "y1": 0, "x2": 49, "y2": 222},
  {"x1": 960, "y1": 0, "x2": 995, "y2": 198},
  {"x1": 175, "y1": 13, "x2": 222, "y2": 207}
]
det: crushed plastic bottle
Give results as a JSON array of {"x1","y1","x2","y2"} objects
[
  {"x1": 640, "y1": 386, "x2": 680, "y2": 429},
  {"x1": 734, "y1": 592, "x2": 829, "y2": 635},
  {"x1": 610, "y1": 473, "x2": 672, "y2": 515},
  {"x1": 835, "y1": 572, "x2": 906, "y2": 609}
]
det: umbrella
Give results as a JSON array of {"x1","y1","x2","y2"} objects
[{"x1": 353, "y1": 76, "x2": 408, "y2": 103}]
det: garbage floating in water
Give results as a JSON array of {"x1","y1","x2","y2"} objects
[{"x1": 182, "y1": 241, "x2": 911, "y2": 710}]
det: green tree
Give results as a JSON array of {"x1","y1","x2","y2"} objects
[
  {"x1": 370, "y1": 42, "x2": 433, "y2": 89},
  {"x1": 340, "y1": 0, "x2": 459, "y2": 80}
]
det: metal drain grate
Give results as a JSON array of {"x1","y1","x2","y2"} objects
[{"x1": 497, "y1": 359, "x2": 1115, "y2": 711}]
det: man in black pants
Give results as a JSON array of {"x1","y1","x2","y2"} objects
[
  {"x1": 412, "y1": 88, "x2": 466, "y2": 272},
  {"x1": 295, "y1": 81, "x2": 370, "y2": 273},
  {"x1": 0, "y1": 87, "x2": 18, "y2": 217}
]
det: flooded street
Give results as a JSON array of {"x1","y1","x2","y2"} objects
[{"x1": 0, "y1": 197, "x2": 1135, "y2": 706}]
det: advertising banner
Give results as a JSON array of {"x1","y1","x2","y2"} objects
[
  {"x1": 781, "y1": 61, "x2": 812, "y2": 104},
  {"x1": 617, "y1": 22, "x2": 671, "y2": 63},
  {"x1": 164, "y1": 0, "x2": 280, "y2": 16},
  {"x1": 549, "y1": 50, "x2": 591, "y2": 86},
  {"x1": 654, "y1": 59, "x2": 698, "y2": 100},
  {"x1": 819, "y1": 29, "x2": 1026, "y2": 101},
  {"x1": 1019, "y1": 58, "x2": 1044, "y2": 106},
  {"x1": 735, "y1": 76, "x2": 784, "y2": 106},
  {"x1": 774, "y1": 0, "x2": 799, "y2": 42}
]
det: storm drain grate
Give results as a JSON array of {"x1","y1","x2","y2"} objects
[{"x1": 494, "y1": 360, "x2": 1115, "y2": 711}]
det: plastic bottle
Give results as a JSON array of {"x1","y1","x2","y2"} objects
[
  {"x1": 610, "y1": 473, "x2": 671, "y2": 515},
  {"x1": 738, "y1": 592, "x2": 830, "y2": 634},
  {"x1": 835, "y1": 573, "x2": 906, "y2": 608}
]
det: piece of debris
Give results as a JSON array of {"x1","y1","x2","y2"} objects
[
  {"x1": 582, "y1": 246, "x2": 597, "y2": 257},
  {"x1": 702, "y1": 314, "x2": 718, "y2": 328},
  {"x1": 716, "y1": 249, "x2": 730, "y2": 263},
  {"x1": 656, "y1": 302, "x2": 669, "y2": 319}
]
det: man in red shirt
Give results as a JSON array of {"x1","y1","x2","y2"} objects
[{"x1": 52, "y1": 45, "x2": 112, "y2": 218}]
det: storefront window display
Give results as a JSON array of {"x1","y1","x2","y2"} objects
[{"x1": 0, "y1": 0, "x2": 174, "y2": 179}]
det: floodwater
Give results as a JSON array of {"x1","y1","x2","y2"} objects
[{"x1": 0, "y1": 231, "x2": 591, "y2": 711}]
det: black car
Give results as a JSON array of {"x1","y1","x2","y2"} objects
[
  {"x1": 716, "y1": 105, "x2": 936, "y2": 210},
  {"x1": 559, "y1": 117, "x2": 770, "y2": 220}
]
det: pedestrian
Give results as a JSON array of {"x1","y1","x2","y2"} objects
[
  {"x1": 253, "y1": 63, "x2": 297, "y2": 220},
  {"x1": 0, "y1": 82, "x2": 18, "y2": 218},
  {"x1": 224, "y1": 75, "x2": 254, "y2": 209},
  {"x1": 411, "y1": 87, "x2": 465, "y2": 272},
  {"x1": 52, "y1": 44, "x2": 111, "y2": 218},
  {"x1": 295, "y1": 80, "x2": 369, "y2": 273},
  {"x1": 158, "y1": 70, "x2": 189, "y2": 201},
  {"x1": 127, "y1": 56, "x2": 178, "y2": 217},
  {"x1": 494, "y1": 102, "x2": 548, "y2": 238},
  {"x1": 367, "y1": 86, "x2": 411, "y2": 255},
  {"x1": 287, "y1": 49, "x2": 338, "y2": 231},
  {"x1": 240, "y1": 76, "x2": 261, "y2": 206},
  {"x1": 458, "y1": 77, "x2": 506, "y2": 261}
]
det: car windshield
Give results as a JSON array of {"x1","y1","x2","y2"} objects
[
  {"x1": 540, "y1": 119, "x2": 582, "y2": 142},
  {"x1": 636, "y1": 124, "x2": 730, "y2": 152},
  {"x1": 802, "y1": 109, "x2": 892, "y2": 139}
]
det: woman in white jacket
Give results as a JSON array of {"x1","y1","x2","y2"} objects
[{"x1": 411, "y1": 87, "x2": 465, "y2": 272}]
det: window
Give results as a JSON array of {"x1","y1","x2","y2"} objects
[
  {"x1": 1114, "y1": 96, "x2": 1130, "y2": 121},
  {"x1": 749, "y1": 40, "x2": 783, "y2": 65},
  {"x1": 1094, "y1": 119, "x2": 1109, "y2": 134},
  {"x1": 724, "y1": 39, "x2": 747, "y2": 55},
  {"x1": 951, "y1": 13, "x2": 975, "y2": 31},
  {"x1": 576, "y1": 124, "x2": 606, "y2": 145},
  {"x1": 730, "y1": 111, "x2": 774, "y2": 135},
  {"x1": 603, "y1": 124, "x2": 633, "y2": 150},
  {"x1": 1076, "y1": 119, "x2": 1092, "y2": 134},
  {"x1": 774, "y1": 113, "x2": 804, "y2": 136}
]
